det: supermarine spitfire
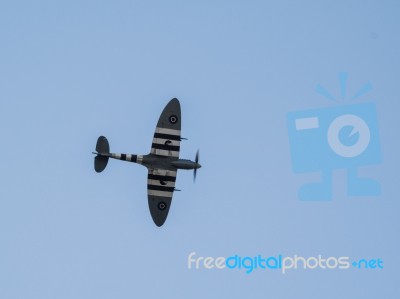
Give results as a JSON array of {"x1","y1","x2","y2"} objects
[{"x1": 93, "y1": 98, "x2": 201, "y2": 227}]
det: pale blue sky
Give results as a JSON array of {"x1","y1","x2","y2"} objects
[{"x1": 0, "y1": 1, "x2": 399, "y2": 298}]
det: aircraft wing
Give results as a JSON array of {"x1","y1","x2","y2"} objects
[
  {"x1": 147, "y1": 169, "x2": 177, "y2": 226},
  {"x1": 147, "y1": 98, "x2": 181, "y2": 226},
  {"x1": 150, "y1": 98, "x2": 181, "y2": 157}
]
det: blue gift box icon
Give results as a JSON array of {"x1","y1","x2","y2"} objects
[{"x1": 287, "y1": 102, "x2": 381, "y2": 200}]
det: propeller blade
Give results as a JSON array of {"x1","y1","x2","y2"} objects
[{"x1": 193, "y1": 149, "x2": 200, "y2": 182}]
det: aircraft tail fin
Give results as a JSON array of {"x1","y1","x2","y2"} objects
[{"x1": 94, "y1": 136, "x2": 110, "y2": 173}]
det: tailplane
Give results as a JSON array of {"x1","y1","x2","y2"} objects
[{"x1": 94, "y1": 136, "x2": 110, "y2": 173}]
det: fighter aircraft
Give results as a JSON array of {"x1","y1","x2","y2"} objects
[{"x1": 93, "y1": 98, "x2": 201, "y2": 227}]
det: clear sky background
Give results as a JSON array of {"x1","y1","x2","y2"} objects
[{"x1": 0, "y1": 1, "x2": 399, "y2": 298}]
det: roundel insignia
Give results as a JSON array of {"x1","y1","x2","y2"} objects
[
  {"x1": 158, "y1": 201, "x2": 167, "y2": 211},
  {"x1": 168, "y1": 114, "x2": 178, "y2": 124}
]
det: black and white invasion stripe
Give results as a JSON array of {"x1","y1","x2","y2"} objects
[
  {"x1": 151, "y1": 127, "x2": 181, "y2": 158},
  {"x1": 110, "y1": 153, "x2": 143, "y2": 164},
  {"x1": 147, "y1": 169, "x2": 177, "y2": 198}
]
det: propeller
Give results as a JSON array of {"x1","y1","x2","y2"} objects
[{"x1": 193, "y1": 149, "x2": 200, "y2": 182}]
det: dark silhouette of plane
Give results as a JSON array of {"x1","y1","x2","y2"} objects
[{"x1": 93, "y1": 98, "x2": 201, "y2": 226}]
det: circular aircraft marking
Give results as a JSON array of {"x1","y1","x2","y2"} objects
[
  {"x1": 158, "y1": 201, "x2": 167, "y2": 211},
  {"x1": 169, "y1": 115, "x2": 178, "y2": 124}
]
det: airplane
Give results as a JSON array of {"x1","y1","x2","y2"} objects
[{"x1": 93, "y1": 98, "x2": 201, "y2": 227}]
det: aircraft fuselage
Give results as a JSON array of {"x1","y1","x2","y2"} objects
[{"x1": 97, "y1": 152, "x2": 201, "y2": 171}]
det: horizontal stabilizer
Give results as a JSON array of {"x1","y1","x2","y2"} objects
[
  {"x1": 95, "y1": 155, "x2": 109, "y2": 173},
  {"x1": 96, "y1": 136, "x2": 110, "y2": 154},
  {"x1": 94, "y1": 136, "x2": 110, "y2": 172}
]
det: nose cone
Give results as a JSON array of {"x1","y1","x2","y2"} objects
[{"x1": 196, "y1": 163, "x2": 202, "y2": 169}]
